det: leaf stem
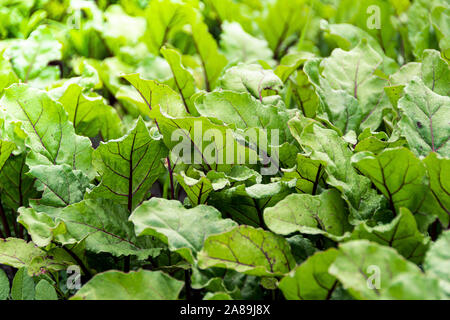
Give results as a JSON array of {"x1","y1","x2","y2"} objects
[
  {"x1": 167, "y1": 156, "x2": 175, "y2": 200},
  {"x1": 312, "y1": 164, "x2": 322, "y2": 195},
  {"x1": 0, "y1": 199, "x2": 11, "y2": 238}
]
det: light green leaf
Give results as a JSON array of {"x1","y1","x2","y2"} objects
[
  {"x1": 0, "y1": 269, "x2": 9, "y2": 300},
  {"x1": 208, "y1": 181, "x2": 294, "y2": 227},
  {"x1": 382, "y1": 272, "x2": 445, "y2": 300},
  {"x1": 58, "y1": 84, "x2": 123, "y2": 141},
  {"x1": 175, "y1": 168, "x2": 214, "y2": 206},
  {"x1": 161, "y1": 47, "x2": 196, "y2": 115},
  {"x1": 204, "y1": 292, "x2": 233, "y2": 300},
  {"x1": 279, "y1": 249, "x2": 338, "y2": 300},
  {"x1": 90, "y1": 117, "x2": 167, "y2": 212},
  {"x1": 0, "y1": 238, "x2": 71, "y2": 275},
  {"x1": 194, "y1": 90, "x2": 291, "y2": 142},
  {"x1": 219, "y1": 64, "x2": 283, "y2": 103},
  {"x1": 220, "y1": 21, "x2": 273, "y2": 65},
  {"x1": 0, "y1": 139, "x2": 14, "y2": 171},
  {"x1": 71, "y1": 269, "x2": 184, "y2": 300},
  {"x1": 0, "y1": 84, "x2": 93, "y2": 176},
  {"x1": 398, "y1": 78, "x2": 450, "y2": 157},
  {"x1": 424, "y1": 230, "x2": 450, "y2": 298},
  {"x1": 5, "y1": 25, "x2": 61, "y2": 87},
  {"x1": 350, "y1": 208, "x2": 430, "y2": 263},
  {"x1": 143, "y1": 0, "x2": 193, "y2": 55},
  {"x1": 122, "y1": 73, "x2": 188, "y2": 118},
  {"x1": 419, "y1": 153, "x2": 450, "y2": 227},
  {"x1": 17, "y1": 207, "x2": 70, "y2": 247},
  {"x1": 29, "y1": 164, "x2": 91, "y2": 209},
  {"x1": 275, "y1": 52, "x2": 315, "y2": 83},
  {"x1": 190, "y1": 20, "x2": 227, "y2": 91},
  {"x1": 352, "y1": 147, "x2": 428, "y2": 215},
  {"x1": 258, "y1": 0, "x2": 309, "y2": 60},
  {"x1": 329, "y1": 240, "x2": 422, "y2": 300},
  {"x1": 11, "y1": 267, "x2": 34, "y2": 301},
  {"x1": 0, "y1": 53, "x2": 18, "y2": 95},
  {"x1": 294, "y1": 121, "x2": 383, "y2": 222},
  {"x1": 0, "y1": 153, "x2": 38, "y2": 211},
  {"x1": 35, "y1": 279, "x2": 58, "y2": 300},
  {"x1": 130, "y1": 197, "x2": 237, "y2": 263},
  {"x1": 281, "y1": 154, "x2": 324, "y2": 194},
  {"x1": 421, "y1": 49, "x2": 450, "y2": 96},
  {"x1": 198, "y1": 225, "x2": 296, "y2": 276},
  {"x1": 56, "y1": 199, "x2": 160, "y2": 260},
  {"x1": 304, "y1": 40, "x2": 391, "y2": 133},
  {"x1": 264, "y1": 189, "x2": 352, "y2": 240},
  {"x1": 149, "y1": 104, "x2": 258, "y2": 172}
]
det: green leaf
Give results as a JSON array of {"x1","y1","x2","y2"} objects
[
  {"x1": 354, "y1": 128, "x2": 406, "y2": 155},
  {"x1": 29, "y1": 164, "x2": 91, "y2": 209},
  {"x1": 55, "y1": 199, "x2": 160, "y2": 260},
  {"x1": 0, "y1": 269, "x2": 9, "y2": 300},
  {"x1": 352, "y1": 147, "x2": 428, "y2": 215},
  {"x1": 198, "y1": 225, "x2": 296, "y2": 276},
  {"x1": 190, "y1": 20, "x2": 228, "y2": 91},
  {"x1": 419, "y1": 153, "x2": 450, "y2": 227},
  {"x1": 17, "y1": 207, "x2": 70, "y2": 247},
  {"x1": 34, "y1": 279, "x2": 58, "y2": 300},
  {"x1": 204, "y1": 292, "x2": 233, "y2": 300},
  {"x1": 382, "y1": 272, "x2": 445, "y2": 300},
  {"x1": 0, "y1": 53, "x2": 18, "y2": 95},
  {"x1": 219, "y1": 64, "x2": 283, "y2": 103},
  {"x1": 264, "y1": 189, "x2": 352, "y2": 240},
  {"x1": 130, "y1": 197, "x2": 237, "y2": 263},
  {"x1": 304, "y1": 40, "x2": 391, "y2": 134},
  {"x1": 148, "y1": 104, "x2": 258, "y2": 172},
  {"x1": 424, "y1": 230, "x2": 450, "y2": 298},
  {"x1": 11, "y1": 267, "x2": 34, "y2": 300},
  {"x1": 279, "y1": 249, "x2": 339, "y2": 300},
  {"x1": 350, "y1": 208, "x2": 430, "y2": 264},
  {"x1": 58, "y1": 83, "x2": 123, "y2": 141},
  {"x1": 122, "y1": 73, "x2": 188, "y2": 118},
  {"x1": 421, "y1": 49, "x2": 450, "y2": 96},
  {"x1": 0, "y1": 152, "x2": 38, "y2": 211},
  {"x1": 208, "y1": 181, "x2": 294, "y2": 227},
  {"x1": 281, "y1": 154, "x2": 324, "y2": 194},
  {"x1": 0, "y1": 238, "x2": 70, "y2": 275},
  {"x1": 397, "y1": 78, "x2": 450, "y2": 157},
  {"x1": 194, "y1": 90, "x2": 291, "y2": 142},
  {"x1": 90, "y1": 117, "x2": 167, "y2": 212},
  {"x1": 275, "y1": 52, "x2": 315, "y2": 83},
  {"x1": 0, "y1": 139, "x2": 14, "y2": 171},
  {"x1": 174, "y1": 168, "x2": 214, "y2": 206},
  {"x1": 329, "y1": 240, "x2": 422, "y2": 300},
  {"x1": 143, "y1": 0, "x2": 193, "y2": 55},
  {"x1": 0, "y1": 84, "x2": 93, "y2": 176},
  {"x1": 101, "y1": 5, "x2": 146, "y2": 57},
  {"x1": 258, "y1": 0, "x2": 309, "y2": 60},
  {"x1": 5, "y1": 25, "x2": 61, "y2": 87},
  {"x1": 430, "y1": 4, "x2": 450, "y2": 61},
  {"x1": 161, "y1": 47, "x2": 196, "y2": 114},
  {"x1": 220, "y1": 21, "x2": 273, "y2": 65},
  {"x1": 293, "y1": 121, "x2": 383, "y2": 222},
  {"x1": 71, "y1": 269, "x2": 184, "y2": 300}
]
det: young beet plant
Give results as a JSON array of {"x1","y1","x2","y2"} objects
[{"x1": 0, "y1": 0, "x2": 449, "y2": 301}]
